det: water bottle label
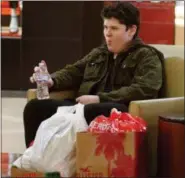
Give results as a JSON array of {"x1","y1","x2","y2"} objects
[{"x1": 35, "y1": 73, "x2": 50, "y2": 82}]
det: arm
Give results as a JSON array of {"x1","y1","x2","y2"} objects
[
  {"x1": 50, "y1": 48, "x2": 99, "y2": 91},
  {"x1": 97, "y1": 50, "x2": 163, "y2": 104}
]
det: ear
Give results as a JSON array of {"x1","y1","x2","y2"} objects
[{"x1": 129, "y1": 25, "x2": 137, "y2": 38}]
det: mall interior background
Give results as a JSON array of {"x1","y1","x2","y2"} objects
[
  {"x1": 1, "y1": 1, "x2": 184, "y2": 91},
  {"x1": 1, "y1": 0, "x2": 184, "y2": 154}
]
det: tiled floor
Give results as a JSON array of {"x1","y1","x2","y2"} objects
[{"x1": 2, "y1": 97, "x2": 27, "y2": 153}]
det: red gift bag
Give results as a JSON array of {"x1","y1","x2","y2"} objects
[{"x1": 88, "y1": 109, "x2": 147, "y2": 133}]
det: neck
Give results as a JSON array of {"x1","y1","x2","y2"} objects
[{"x1": 113, "y1": 40, "x2": 132, "y2": 59}]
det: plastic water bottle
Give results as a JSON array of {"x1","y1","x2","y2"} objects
[{"x1": 34, "y1": 63, "x2": 50, "y2": 100}]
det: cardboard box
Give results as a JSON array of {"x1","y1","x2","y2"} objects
[
  {"x1": 76, "y1": 132, "x2": 147, "y2": 178},
  {"x1": 11, "y1": 166, "x2": 71, "y2": 177},
  {"x1": 11, "y1": 167, "x2": 44, "y2": 178}
]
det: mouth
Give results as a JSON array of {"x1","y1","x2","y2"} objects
[{"x1": 107, "y1": 40, "x2": 112, "y2": 45}]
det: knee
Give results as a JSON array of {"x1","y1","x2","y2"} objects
[{"x1": 23, "y1": 99, "x2": 39, "y2": 121}]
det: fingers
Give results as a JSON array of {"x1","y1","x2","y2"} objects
[
  {"x1": 34, "y1": 66, "x2": 40, "y2": 72},
  {"x1": 76, "y1": 96, "x2": 87, "y2": 104},
  {"x1": 41, "y1": 60, "x2": 46, "y2": 64},
  {"x1": 39, "y1": 61, "x2": 49, "y2": 73},
  {"x1": 30, "y1": 66, "x2": 40, "y2": 83},
  {"x1": 30, "y1": 72, "x2": 37, "y2": 83},
  {"x1": 30, "y1": 66, "x2": 38, "y2": 83},
  {"x1": 30, "y1": 61, "x2": 49, "y2": 84},
  {"x1": 47, "y1": 78, "x2": 54, "y2": 88},
  {"x1": 41, "y1": 60, "x2": 48, "y2": 70},
  {"x1": 76, "y1": 96, "x2": 85, "y2": 104},
  {"x1": 76, "y1": 97, "x2": 80, "y2": 103},
  {"x1": 30, "y1": 76, "x2": 35, "y2": 83}
]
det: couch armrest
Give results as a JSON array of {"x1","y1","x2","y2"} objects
[
  {"x1": 128, "y1": 97, "x2": 184, "y2": 176},
  {"x1": 27, "y1": 89, "x2": 76, "y2": 102}
]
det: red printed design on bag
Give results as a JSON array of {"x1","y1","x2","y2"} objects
[
  {"x1": 111, "y1": 112, "x2": 147, "y2": 132},
  {"x1": 94, "y1": 133, "x2": 126, "y2": 176},
  {"x1": 80, "y1": 166, "x2": 92, "y2": 173},
  {"x1": 89, "y1": 109, "x2": 147, "y2": 133},
  {"x1": 94, "y1": 133, "x2": 136, "y2": 177},
  {"x1": 23, "y1": 173, "x2": 37, "y2": 177},
  {"x1": 88, "y1": 115, "x2": 111, "y2": 133},
  {"x1": 77, "y1": 166, "x2": 103, "y2": 177},
  {"x1": 111, "y1": 153, "x2": 135, "y2": 177}
]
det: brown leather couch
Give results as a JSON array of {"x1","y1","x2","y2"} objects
[{"x1": 27, "y1": 45, "x2": 184, "y2": 177}]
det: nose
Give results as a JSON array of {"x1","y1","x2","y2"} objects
[{"x1": 105, "y1": 28, "x2": 112, "y2": 38}]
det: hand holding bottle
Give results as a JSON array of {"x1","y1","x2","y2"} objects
[
  {"x1": 30, "y1": 60, "x2": 53, "y2": 100},
  {"x1": 30, "y1": 60, "x2": 54, "y2": 88}
]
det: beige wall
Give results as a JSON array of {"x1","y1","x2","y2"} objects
[
  {"x1": 175, "y1": 24, "x2": 184, "y2": 45},
  {"x1": 175, "y1": 3, "x2": 184, "y2": 45}
]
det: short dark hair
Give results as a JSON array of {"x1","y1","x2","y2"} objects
[{"x1": 101, "y1": 2, "x2": 140, "y2": 39}]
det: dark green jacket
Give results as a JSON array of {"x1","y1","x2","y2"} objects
[{"x1": 52, "y1": 38, "x2": 164, "y2": 105}]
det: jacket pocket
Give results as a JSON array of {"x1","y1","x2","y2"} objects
[
  {"x1": 83, "y1": 57, "x2": 106, "y2": 81},
  {"x1": 114, "y1": 59, "x2": 138, "y2": 86}
]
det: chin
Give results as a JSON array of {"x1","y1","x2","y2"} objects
[{"x1": 107, "y1": 46, "x2": 116, "y2": 53}]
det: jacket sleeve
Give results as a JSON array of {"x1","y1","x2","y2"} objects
[
  {"x1": 50, "y1": 48, "x2": 98, "y2": 91},
  {"x1": 97, "y1": 50, "x2": 163, "y2": 104}
]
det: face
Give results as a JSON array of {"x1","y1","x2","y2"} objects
[{"x1": 103, "y1": 17, "x2": 137, "y2": 54}]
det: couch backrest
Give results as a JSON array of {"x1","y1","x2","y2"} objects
[{"x1": 151, "y1": 45, "x2": 184, "y2": 98}]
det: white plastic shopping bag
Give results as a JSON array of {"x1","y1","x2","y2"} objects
[{"x1": 13, "y1": 103, "x2": 88, "y2": 177}]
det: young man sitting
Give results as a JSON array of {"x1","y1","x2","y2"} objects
[{"x1": 24, "y1": 2, "x2": 164, "y2": 147}]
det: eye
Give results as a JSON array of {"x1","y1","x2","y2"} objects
[
  {"x1": 111, "y1": 26, "x2": 118, "y2": 30},
  {"x1": 103, "y1": 25, "x2": 108, "y2": 30}
]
